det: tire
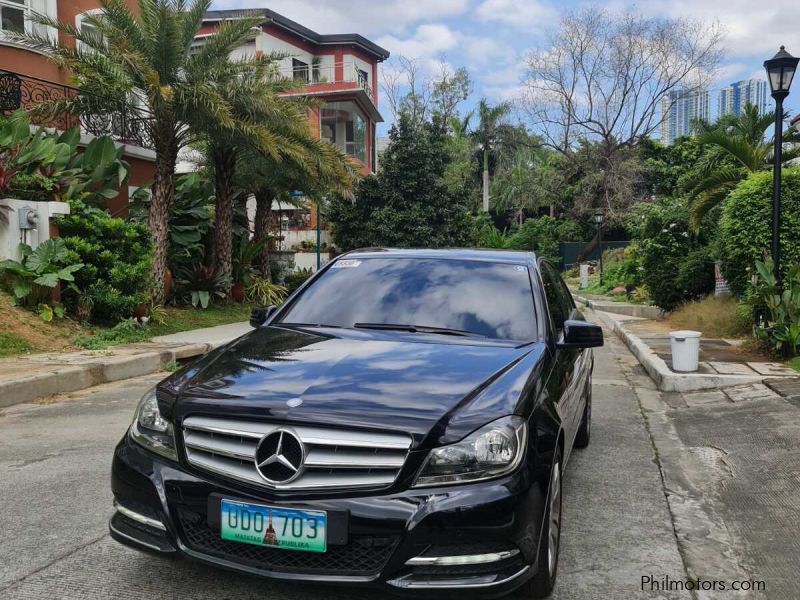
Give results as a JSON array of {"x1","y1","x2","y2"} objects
[
  {"x1": 514, "y1": 447, "x2": 563, "y2": 599},
  {"x1": 573, "y1": 377, "x2": 591, "y2": 449}
]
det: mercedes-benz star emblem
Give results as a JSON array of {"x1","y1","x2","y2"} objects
[{"x1": 254, "y1": 429, "x2": 305, "y2": 485}]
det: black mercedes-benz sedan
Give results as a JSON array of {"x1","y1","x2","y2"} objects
[{"x1": 110, "y1": 248, "x2": 603, "y2": 598}]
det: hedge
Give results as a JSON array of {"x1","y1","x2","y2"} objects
[{"x1": 719, "y1": 168, "x2": 800, "y2": 297}]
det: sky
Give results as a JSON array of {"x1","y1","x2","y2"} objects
[{"x1": 211, "y1": 0, "x2": 800, "y2": 135}]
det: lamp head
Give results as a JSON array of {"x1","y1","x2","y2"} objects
[{"x1": 764, "y1": 46, "x2": 799, "y2": 100}]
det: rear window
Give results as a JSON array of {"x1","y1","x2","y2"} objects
[{"x1": 278, "y1": 257, "x2": 537, "y2": 341}]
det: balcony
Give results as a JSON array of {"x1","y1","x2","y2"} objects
[
  {"x1": 0, "y1": 69, "x2": 155, "y2": 151},
  {"x1": 279, "y1": 61, "x2": 375, "y2": 104}
]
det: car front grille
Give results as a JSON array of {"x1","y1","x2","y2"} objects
[
  {"x1": 177, "y1": 513, "x2": 398, "y2": 576},
  {"x1": 181, "y1": 416, "x2": 412, "y2": 492}
]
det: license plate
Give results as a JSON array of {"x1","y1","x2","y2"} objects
[{"x1": 220, "y1": 499, "x2": 327, "y2": 553}]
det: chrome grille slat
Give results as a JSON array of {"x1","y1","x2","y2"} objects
[{"x1": 182, "y1": 416, "x2": 412, "y2": 491}]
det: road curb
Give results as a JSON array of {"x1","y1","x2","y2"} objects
[
  {"x1": 584, "y1": 307, "x2": 767, "y2": 392},
  {"x1": 0, "y1": 342, "x2": 217, "y2": 409},
  {"x1": 574, "y1": 293, "x2": 665, "y2": 319}
]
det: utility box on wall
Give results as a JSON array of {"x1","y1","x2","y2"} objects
[{"x1": 0, "y1": 199, "x2": 70, "y2": 261}]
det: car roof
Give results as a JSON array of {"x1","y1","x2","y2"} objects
[{"x1": 342, "y1": 248, "x2": 536, "y2": 265}]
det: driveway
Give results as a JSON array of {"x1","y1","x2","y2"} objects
[{"x1": 0, "y1": 333, "x2": 687, "y2": 599}]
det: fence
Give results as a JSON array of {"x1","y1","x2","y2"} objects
[
  {"x1": 0, "y1": 69, "x2": 154, "y2": 151},
  {"x1": 559, "y1": 240, "x2": 631, "y2": 269}
]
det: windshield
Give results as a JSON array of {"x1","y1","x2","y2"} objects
[{"x1": 278, "y1": 257, "x2": 537, "y2": 341}]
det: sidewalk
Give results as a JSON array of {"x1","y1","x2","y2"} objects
[
  {"x1": 0, "y1": 321, "x2": 250, "y2": 409},
  {"x1": 576, "y1": 294, "x2": 798, "y2": 392}
]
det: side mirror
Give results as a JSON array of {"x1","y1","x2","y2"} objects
[
  {"x1": 557, "y1": 320, "x2": 604, "y2": 349},
  {"x1": 250, "y1": 305, "x2": 277, "y2": 328}
]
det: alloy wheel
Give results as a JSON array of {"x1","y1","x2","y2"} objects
[{"x1": 547, "y1": 461, "x2": 562, "y2": 576}]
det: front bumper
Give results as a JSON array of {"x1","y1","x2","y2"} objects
[{"x1": 110, "y1": 433, "x2": 546, "y2": 597}]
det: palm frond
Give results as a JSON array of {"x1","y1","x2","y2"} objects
[
  {"x1": 688, "y1": 183, "x2": 738, "y2": 232},
  {"x1": 695, "y1": 130, "x2": 766, "y2": 172}
]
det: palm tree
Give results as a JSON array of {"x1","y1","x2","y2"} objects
[
  {"x1": 18, "y1": 0, "x2": 268, "y2": 302},
  {"x1": 683, "y1": 103, "x2": 800, "y2": 230},
  {"x1": 235, "y1": 128, "x2": 357, "y2": 276},
  {"x1": 201, "y1": 64, "x2": 317, "y2": 287},
  {"x1": 470, "y1": 99, "x2": 511, "y2": 212}
]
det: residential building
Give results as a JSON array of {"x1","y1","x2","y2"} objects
[
  {"x1": 200, "y1": 8, "x2": 388, "y2": 177},
  {"x1": 0, "y1": 0, "x2": 156, "y2": 217},
  {"x1": 200, "y1": 8, "x2": 389, "y2": 257},
  {"x1": 718, "y1": 79, "x2": 769, "y2": 117},
  {"x1": 659, "y1": 88, "x2": 711, "y2": 144}
]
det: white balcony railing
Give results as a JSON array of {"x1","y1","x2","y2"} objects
[{"x1": 278, "y1": 61, "x2": 373, "y2": 101}]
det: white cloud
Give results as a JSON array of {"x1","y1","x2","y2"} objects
[
  {"x1": 474, "y1": 0, "x2": 557, "y2": 31},
  {"x1": 635, "y1": 1, "x2": 796, "y2": 59},
  {"x1": 211, "y1": 0, "x2": 470, "y2": 36},
  {"x1": 376, "y1": 24, "x2": 461, "y2": 59},
  {"x1": 461, "y1": 36, "x2": 516, "y2": 67}
]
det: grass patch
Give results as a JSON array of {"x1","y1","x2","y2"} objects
[
  {"x1": 73, "y1": 303, "x2": 254, "y2": 350},
  {"x1": 787, "y1": 357, "x2": 800, "y2": 373},
  {"x1": 148, "y1": 304, "x2": 253, "y2": 337},
  {"x1": 665, "y1": 295, "x2": 751, "y2": 339},
  {"x1": 0, "y1": 332, "x2": 33, "y2": 357}
]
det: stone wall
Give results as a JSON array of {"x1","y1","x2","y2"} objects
[{"x1": 270, "y1": 251, "x2": 296, "y2": 283}]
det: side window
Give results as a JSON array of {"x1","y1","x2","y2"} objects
[{"x1": 539, "y1": 262, "x2": 573, "y2": 334}]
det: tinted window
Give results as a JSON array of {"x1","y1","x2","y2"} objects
[
  {"x1": 279, "y1": 258, "x2": 537, "y2": 341},
  {"x1": 539, "y1": 262, "x2": 573, "y2": 332}
]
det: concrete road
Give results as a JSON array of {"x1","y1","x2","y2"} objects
[{"x1": 0, "y1": 334, "x2": 688, "y2": 599}]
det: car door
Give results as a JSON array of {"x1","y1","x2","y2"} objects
[{"x1": 538, "y1": 260, "x2": 580, "y2": 456}]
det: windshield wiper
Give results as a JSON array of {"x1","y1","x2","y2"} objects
[
  {"x1": 353, "y1": 323, "x2": 486, "y2": 338},
  {"x1": 279, "y1": 322, "x2": 344, "y2": 329}
]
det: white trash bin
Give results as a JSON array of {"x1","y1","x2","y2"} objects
[
  {"x1": 579, "y1": 264, "x2": 590, "y2": 289},
  {"x1": 669, "y1": 330, "x2": 702, "y2": 372}
]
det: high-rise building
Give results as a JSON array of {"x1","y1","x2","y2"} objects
[
  {"x1": 659, "y1": 88, "x2": 711, "y2": 144},
  {"x1": 718, "y1": 79, "x2": 769, "y2": 117}
]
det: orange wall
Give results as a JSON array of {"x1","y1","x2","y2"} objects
[
  {"x1": 0, "y1": 0, "x2": 138, "y2": 83},
  {"x1": 105, "y1": 154, "x2": 155, "y2": 218}
]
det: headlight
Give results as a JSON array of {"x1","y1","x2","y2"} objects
[
  {"x1": 413, "y1": 416, "x2": 527, "y2": 487},
  {"x1": 130, "y1": 387, "x2": 177, "y2": 461}
]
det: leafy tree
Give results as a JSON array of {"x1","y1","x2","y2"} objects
[
  {"x1": 19, "y1": 0, "x2": 273, "y2": 302},
  {"x1": 328, "y1": 115, "x2": 471, "y2": 248},
  {"x1": 639, "y1": 135, "x2": 705, "y2": 198},
  {"x1": 681, "y1": 103, "x2": 800, "y2": 230}
]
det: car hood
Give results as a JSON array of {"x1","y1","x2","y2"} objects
[{"x1": 169, "y1": 325, "x2": 544, "y2": 446}]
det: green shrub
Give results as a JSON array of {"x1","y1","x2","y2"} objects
[
  {"x1": 628, "y1": 199, "x2": 696, "y2": 311},
  {"x1": 73, "y1": 318, "x2": 150, "y2": 350},
  {"x1": 56, "y1": 199, "x2": 152, "y2": 322},
  {"x1": 751, "y1": 258, "x2": 800, "y2": 356},
  {"x1": 285, "y1": 268, "x2": 313, "y2": 294},
  {"x1": 506, "y1": 216, "x2": 590, "y2": 263},
  {"x1": 247, "y1": 277, "x2": 287, "y2": 306},
  {"x1": 676, "y1": 247, "x2": 715, "y2": 300},
  {"x1": 719, "y1": 168, "x2": 800, "y2": 297}
]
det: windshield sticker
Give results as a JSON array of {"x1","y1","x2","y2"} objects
[
  {"x1": 332, "y1": 259, "x2": 362, "y2": 268},
  {"x1": 514, "y1": 265, "x2": 527, "y2": 272}
]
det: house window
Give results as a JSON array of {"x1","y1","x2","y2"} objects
[
  {"x1": 0, "y1": 0, "x2": 27, "y2": 34},
  {"x1": 320, "y1": 101, "x2": 366, "y2": 163},
  {"x1": 292, "y1": 58, "x2": 309, "y2": 83},
  {"x1": 75, "y1": 10, "x2": 105, "y2": 50}
]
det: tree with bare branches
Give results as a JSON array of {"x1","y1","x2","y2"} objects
[
  {"x1": 382, "y1": 58, "x2": 471, "y2": 126},
  {"x1": 522, "y1": 7, "x2": 724, "y2": 220}
]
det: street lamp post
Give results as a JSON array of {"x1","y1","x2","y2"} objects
[
  {"x1": 764, "y1": 46, "x2": 799, "y2": 285},
  {"x1": 594, "y1": 211, "x2": 605, "y2": 286}
]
